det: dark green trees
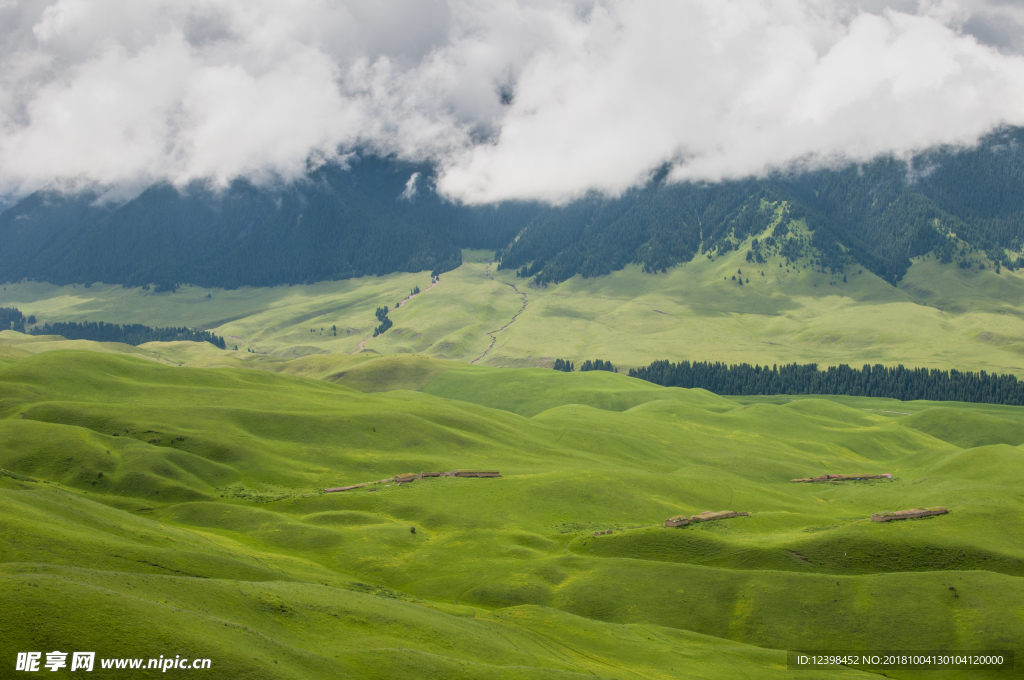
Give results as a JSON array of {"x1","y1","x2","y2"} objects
[
  {"x1": 28, "y1": 320, "x2": 225, "y2": 348},
  {"x1": 579, "y1": 359, "x2": 617, "y2": 373},
  {"x1": 372, "y1": 306, "x2": 393, "y2": 337},
  {"x1": 552, "y1": 358, "x2": 574, "y2": 372},
  {"x1": 0, "y1": 307, "x2": 25, "y2": 333},
  {"x1": 629, "y1": 359, "x2": 1024, "y2": 406}
]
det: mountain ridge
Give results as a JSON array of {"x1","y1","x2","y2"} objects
[{"x1": 2, "y1": 128, "x2": 1023, "y2": 290}]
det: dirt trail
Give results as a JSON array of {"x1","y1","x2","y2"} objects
[
  {"x1": 471, "y1": 263, "x2": 528, "y2": 364},
  {"x1": 351, "y1": 276, "x2": 441, "y2": 354}
]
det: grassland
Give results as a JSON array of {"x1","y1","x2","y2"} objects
[
  {"x1": 1, "y1": 348, "x2": 1021, "y2": 678},
  {"x1": 6, "y1": 237, "x2": 1024, "y2": 376},
  {"x1": 2, "y1": 228, "x2": 1024, "y2": 677}
]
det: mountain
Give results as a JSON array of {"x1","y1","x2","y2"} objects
[
  {"x1": 498, "y1": 127, "x2": 1024, "y2": 286},
  {"x1": 2, "y1": 129, "x2": 1024, "y2": 289},
  {"x1": 0, "y1": 157, "x2": 539, "y2": 290}
]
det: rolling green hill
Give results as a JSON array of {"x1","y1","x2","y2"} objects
[{"x1": 1, "y1": 349, "x2": 1021, "y2": 678}]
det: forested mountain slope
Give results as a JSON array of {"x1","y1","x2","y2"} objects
[
  {"x1": 498, "y1": 127, "x2": 1024, "y2": 286},
  {"x1": 2, "y1": 129, "x2": 1024, "y2": 289},
  {"x1": 0, "y1": 157, "x2": 538, "y2": 290}
]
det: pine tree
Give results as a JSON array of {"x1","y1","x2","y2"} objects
[
  {"x1": 552, "y1": 358, "x2": 575, "y2": 372},
  {"x1": 580, "y1": 359, "x2": 616, "y2": 373}
]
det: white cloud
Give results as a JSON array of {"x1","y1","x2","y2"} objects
[{"x1": 0, "y1": 0, "x2": 1023, "y2": 204}]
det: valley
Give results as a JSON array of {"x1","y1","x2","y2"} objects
[
  {"x1": 5, "y1": 241, "x2": 1024, "y2": 376},
  {"x1": 3, "y1": 246, "x2": 1023, "y2": 678},
  {"x1": 4, "y1": 148, "x2": 1024, "y2": 680}
]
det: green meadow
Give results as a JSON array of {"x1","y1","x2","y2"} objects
[
  {"x1": 1, "y1": 347, "x2": 1022, "y2": 678},
  {"x1": 5, "y1": 238, "x2": 1024, "y2": 374},
  {"x1": 3, "y1": 237, "x2": 1024, "y2": 677}
]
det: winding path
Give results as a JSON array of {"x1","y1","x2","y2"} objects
[
  {"x1": 351, "y1": 276, "x2": 442, "y2": 354},
  {"x1": 471, "y1": 263, "x2": 528, "y2": 364}
]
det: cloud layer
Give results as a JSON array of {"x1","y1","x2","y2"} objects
[{"x1": 1, "y1": 0, "x2": 1024, "y2": 204}]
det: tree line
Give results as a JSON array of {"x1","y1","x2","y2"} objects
[
  {"x1": 30, "y1": 320, "x2": 226, "y2": 349},
  {"x1": 580, "y1": 359, "x2": 617, "y2": 373},
  {"x1": 552, "y1": 358, "x2": 617, "y2": 372},
  {"x1": 628, "y1": 359, "x2": 1024, "y2": 406}
]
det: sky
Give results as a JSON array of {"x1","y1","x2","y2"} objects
[{"x1": 1, "y1": 0, "x2": 1024, "y2": 205}]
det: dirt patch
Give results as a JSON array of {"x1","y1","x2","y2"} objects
[
  {"x1": 665, "y1": 510, "x2": 749, "y2": 527},
  {"x1": 792, "y1": 474, "x2": 891, "y2": 483},
  {"x1": 872, "y1": 507, "x2": 948, "y2": 522},
  {"x1": 323, "y1": 469, "x2": 500, "y2": 492}
]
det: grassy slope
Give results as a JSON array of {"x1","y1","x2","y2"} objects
[
  {"x1": 0, "y1": 271, "x2": 436, "y2": 357},
  {"x1": 1, "y1": 561, "x2": 829, "y2": 680},
  {"x1": 483, "y1": 247, "x2": 1024, "y2": 374},
  {"x1": 420, "y1": 364, "x2": 737, "y2": 417},
  {"x1": 7, "y1": 245, "x2": 1024, "y2": 375},
  {"x1": 1, "y1": 350, "x2": 1022, "y2": 678}
]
